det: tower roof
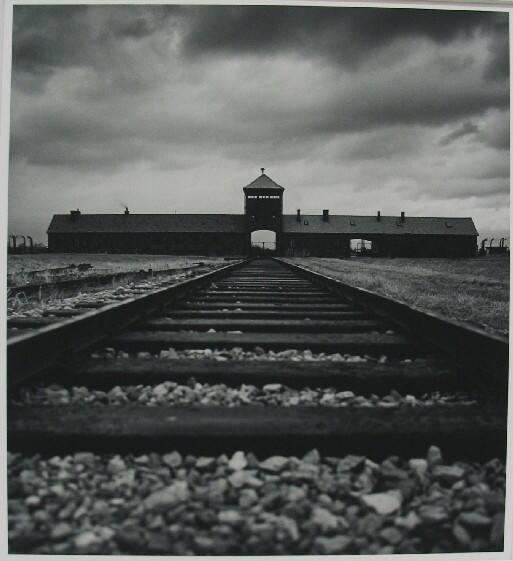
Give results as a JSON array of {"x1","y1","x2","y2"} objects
[{"x1": 243, "y1": 170, "x2": 284, "y2": 192}]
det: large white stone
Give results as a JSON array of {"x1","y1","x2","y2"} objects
[
  {"x1": 143, "y1": 481, "x2": 189, "y2": 510},
  {"x1": 229, "y1": 451, "x2": 248, "y2": 471},
  {"x1": 311, "y1": 507, "x2": 338, "y2": 531},
  {"x1": 361, "y1": 491, "x2": 402, "y2": 515},
  {"x1": 259, "y1": 456, "x2": 289, "y2": 473},
  {"x1": 314, "y1": 535, "x2": 352, "y2": 554}
]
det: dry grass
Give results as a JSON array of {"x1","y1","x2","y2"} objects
[
  {"x1": 7, "y1": 259, "x2": 226, "y2": 316},
  {"x1": 7, "y1": 254, "x2": 227, "y2": 315},
  {"x1": 288, "y1": 256, "x2": 510, "y2": 336},
  {"x1": 8, "y1": 254, "x2": 224, "y2": 287}
]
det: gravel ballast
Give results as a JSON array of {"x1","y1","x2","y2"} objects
[
  {"x1": 8, "y1": 267, "x2": 218, "y2": 321},
  {"x1": 93, "y1": 346, "x2": 410, "y2": 363},
  {"x1": 8, "y1": 447, "x2": 505, "y2": 554},
  {"x1": 14, "y1": 382, "x2": 478, "y2": 408}
]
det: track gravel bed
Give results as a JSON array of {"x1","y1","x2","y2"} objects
[
  {"x1": 14, "y1": 382, "x2": 478, "y2": 409},
  {"x1": 8, "y1": 265, "x2": 222, "y2": 322},
  {"x1": 7, "y1": 258, "x2": 508, "y2": 555},
  {"x1": 92, "y1": 346, "x2": 399, "y2": 363},
  {"x1": 8, "y1": 447, "x2": 505, "y2": 555}
]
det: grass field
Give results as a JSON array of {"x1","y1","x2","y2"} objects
[
  {"x1": 7, "y1": 254, "x2": 225, "y2": 286},
  {"x1": 288, "y1": 256, "x2": 510, "y2": 335}
]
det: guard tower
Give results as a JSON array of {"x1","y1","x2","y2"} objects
[{"x1": 243, "y1": 168, "x2": 284, "y2": 233}]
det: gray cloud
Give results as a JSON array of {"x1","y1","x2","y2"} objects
[
  {"x1": 439, "y1": 121, "x2": 479, "y2": 146},
  {"x1": 476, "y1": 109, "x2": 510, "y2": 150},
  {"x1": 346, "y1": 128, "x2": 425, "y2": 160},
  {"x1": 9, "y1": 50, "x2": 509, "y2": 175}
]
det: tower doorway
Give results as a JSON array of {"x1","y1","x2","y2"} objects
[{"x1": 250, "y1": 230, "x2": 277, "y2": 256}]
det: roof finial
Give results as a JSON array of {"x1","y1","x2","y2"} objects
[{"x1": 261, "y1": 167, "x2": 265, "y2": 175}]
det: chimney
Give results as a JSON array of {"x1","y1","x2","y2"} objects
[
  {"x1": 296, "y1": 209, "x2": 301, "y2": 222},
  {"x1": 377, "y1": 211, "x2": 381, "y2": 222},
  {"x1": 401, "y1": 211, "x2": 405, "y2": 223},
  {"x1": 322, "y1": 209, "x2": 329, "y2": 222},
  {"x1": 124, "y1": 206, "x2": 130, "y2": 215},
  {"x1": 70, "y1": 209, "x2": 81, "y2": 221}
]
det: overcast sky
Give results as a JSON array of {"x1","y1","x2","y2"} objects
[{"x1": 8, "y1": 4, "x2": 510, "y2": 244}]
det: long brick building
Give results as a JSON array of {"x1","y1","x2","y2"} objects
[{"x1": 47, "y1": 170, "x2": 478, "y2": 257}]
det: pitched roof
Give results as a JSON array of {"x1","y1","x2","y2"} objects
[
  {"x1": 47, "y1": 212, "x2": 478, "y2": 237},
  {"x1": 282, "y1": 215, "x2": 478, "y2": 236},
  {"x1": 243, "y1": 173, "x2": 284, "y2": 191},
  {"x1": 47, "y1": 214, "x2": 247, "y2": 234}
]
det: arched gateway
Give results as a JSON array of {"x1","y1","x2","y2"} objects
[{"x1": 47, "y1": 169, "x2": 478, "y2": 257}]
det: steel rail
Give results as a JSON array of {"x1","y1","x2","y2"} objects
[
  {"x1": 7, "y1": 259, "x2": 251, "y2": 387},
  {"x1": 275, "y1": 258, "x2": 509, "y2": 394}
]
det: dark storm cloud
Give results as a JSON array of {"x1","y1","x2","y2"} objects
[
  {"x1": 110, "y1": 15, "x2": 162, "y2": 39},
  {"x1": 9, "y1": 42, "x2": 509, "y2": 172},
  {"x1": 13, "y1": 5, "x2": 509, "y2": 79},
  {"x1": 11, "y1": 3, "x2": 508, "y2": 142},
  {"x1": 181, "y1": 6, "x2": 505, "y2": 68},
  {"x1": 11, "y1": 5, "x2": 180, "y2": 92},
  {"x1": 103, "y1": 5, "x2": 184, "y2": 40},
  {"x1": 314, "y1": 82, "x2": 506, "y2": 133},
  {"x1": 9, "y1": 106, "x2": 129, "y2": 169},
  {"x1": 12, "y1": 6, "x2": 90, "y2": 73},
  {"x1": 483, "y1": 26, "x2": 510, "y2": 81}
]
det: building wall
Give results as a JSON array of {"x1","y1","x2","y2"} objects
[
  {"x1": 48, "y1": 231, "x2": 477, "y2": 258},
  {"x1": 281, "y1": 233, "x2": 477, "y2": 258},
  {"x1": 373, "y1": 235, "x2": 477, "y2": 257},
  {"x1": 281, "y1": 234, "x2": 350, "y2": 257},
  {"x1": 48, "y1": 232, "x2": 247, "y2": 255}
]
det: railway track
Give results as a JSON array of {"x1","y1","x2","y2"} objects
[{"x1": 7, "y1": 257, "x2": 509, "y2": 554}]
